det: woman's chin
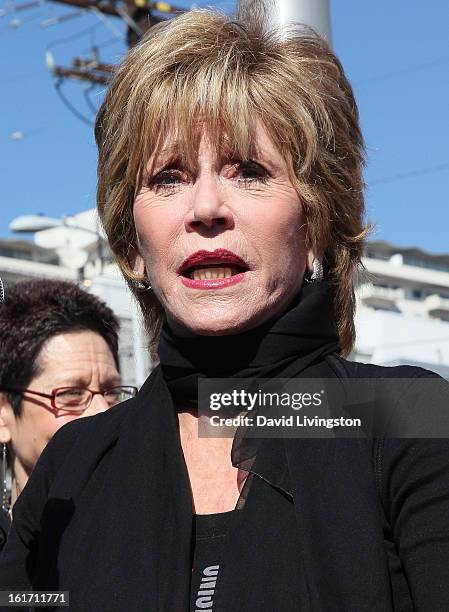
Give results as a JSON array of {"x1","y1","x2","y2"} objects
[{"x1": 169, "y1": 309, "x2": 271, "y2": 337}]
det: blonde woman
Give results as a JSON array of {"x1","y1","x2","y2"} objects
[{"x1": 1, "y1": 4, "x2": 449, "y2": 610}]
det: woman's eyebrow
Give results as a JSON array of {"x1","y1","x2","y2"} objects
[
  {"x1": 147, "y1": 146, "x2": 183, "y2": 170},
  {"x1": 50, "y1": 375, "x2": 122, "y2": 388},
  {"x1": 145, "y1": 143, "x2": 283, "y2": 174},
  {"x1": 219, "y1": 141, "x2": 281, "y2": 166},
  {"x1": 102, "y1": 376, "x2": 123, "y2": 388},
  {"x1": 51, "y1": 376, "x2": 89, "y2": 388}
]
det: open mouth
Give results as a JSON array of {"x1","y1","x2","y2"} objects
[
  {"x1": 181, "y1": 263, "x2": 247, "y2": 280},
  {"x1": 178, "y1": 249, "x2": 250, "y2": 287}
]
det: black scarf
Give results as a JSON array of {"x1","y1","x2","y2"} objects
[{"x1": 159, "y1": 279, "x2": 341, "y2": 407}]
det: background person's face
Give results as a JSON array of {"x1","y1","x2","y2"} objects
[
  {"x1": 133, "y1": 122, "x2": 313, "y2": 336},
  {"x1": 0, "y1": 330, "x2": 121, "y2": 477}
]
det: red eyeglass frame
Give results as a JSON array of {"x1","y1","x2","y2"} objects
[{"x1": 1, "y1": 386, "x2": 138, "y2": 414}]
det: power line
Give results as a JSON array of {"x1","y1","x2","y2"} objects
[
  {"x1": 83, "y1": 82, "x2": 99, "y2": 114},
  {"x1": 355, "y1": 57, "x2": 449, "y2": 87},
  {"x1": 0, "y1": 0, "x2": 46, "y2": 16},
  {"x1": 80, "y1": 35, "x2": 125, "y2": 54},
  {"x1": 0, "y1": 4, "x2": 48, "y2": 33},
  {"x1": 368, "y1": 163, "x2": 449, "y2": 186},
  {"x1": 87, "y1": 8, "x2": 125, "y2": 43},
  {"x1": 42, "y1": 8, "x2": 86, "y2": 27},
  {"x1": 46, "y1": 20, "x2": 102, "y2": 50},
  {"x1": 54, "y1": 77, "x2": 94, "y2": 126}
]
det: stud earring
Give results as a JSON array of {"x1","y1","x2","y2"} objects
[
  {"x1": 132, "y1": 278, "x2": 152, "y2": 291},
  {"x1": 304, "y1": 258, "x2": 323, "y2": 284}
]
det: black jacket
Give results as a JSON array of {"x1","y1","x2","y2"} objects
[
  {"x1": 0, "y1": 512, "x2": 10, "y2": 554},
  {"x1": 1, "y1": 355, "x2": 449, "y2": 611}
]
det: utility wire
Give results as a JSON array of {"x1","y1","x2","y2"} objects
[
  {"x1": 80, "y1": 35, "x2": 124, "y2": 55},
  {"x1": 355, "y1": 56, "x2": 449, "y2": 87},
  {"x1": 0, "y1": 0, "x2": 45, "y2": 17},
  {"x1": 83, "y1": 82, "x2": 99, "y2": 115},
  {"x1": 41, "y1": 8, "x2": 86, "y2": 28},
  {"x1": 54, "y1": 78, "x2": 94, "y2": 126},
  {"x1": 368, "y1": 163, "x2": 449, "y2": 186},
  {"x1": 89, "y1": 6, "x2": 125, "y2": 42},
  {"x1": 0, "y1": 5, "x2": 46, "y2": 32},
  {"x1": 114, "y1": 3, "x2": 141, "y2": 38},
  {"x1": 46, "y1": 19, "x2": 101, "y2": 51}
]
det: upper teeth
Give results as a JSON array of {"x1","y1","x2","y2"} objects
[{"x1": 191, "y1": 267, "x2": 235, "y2": 280}]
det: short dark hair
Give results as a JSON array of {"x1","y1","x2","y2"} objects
[{"x1": 0, "y1": 279, "x2": 120, "y2": 416}]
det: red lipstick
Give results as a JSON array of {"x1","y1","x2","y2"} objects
[
  {"x1": 179, "y1": 249, "x2": 248, "y2": 273},
  {"x1": 178, "y1": 249, "x2": 248, "y2": 290}
]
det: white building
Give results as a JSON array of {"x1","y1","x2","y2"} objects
[
  {"x1": 0, "y1": 213, "x2": 151, "y2": 386},
  {"x1": 353, "y1": 241, "x2": 449, "y2": 379}
]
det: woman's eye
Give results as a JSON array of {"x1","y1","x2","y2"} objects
[
  {"x1": 145, "y1": 161, "x2": 268, "y2": 192},
  {"x1": 235, "y1": 161, "x2": 269, "y2": 185},
  {"x1": 148, "y1": 169, "x2": 185, "y2": 191}
]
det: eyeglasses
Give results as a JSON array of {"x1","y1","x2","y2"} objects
[{"x1": 2, "y1": 385, "x2": 138, "y2": 413}]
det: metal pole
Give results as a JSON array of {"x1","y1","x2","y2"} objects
[
  {"x1": 238, "y1": 0, "x2": 332, "y2": 45},
  {"x1": 131, "y1": 303, "x2": 149, "y2": 386}
]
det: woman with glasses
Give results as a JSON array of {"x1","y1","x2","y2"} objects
[{"x1": 0, "y1": 279, "x2": 136, "y2": 544}]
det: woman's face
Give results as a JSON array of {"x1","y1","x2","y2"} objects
[
  {"x1": 0, "y1": 330, "x2": 121, "y2": 478},
  {"x1": 133, "y1": 122, "x2": 313, "y2": 335}
]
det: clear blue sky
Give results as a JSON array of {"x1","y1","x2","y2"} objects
[{"x1": 1, "y1": 1, "x2": 448, "y2": 253}]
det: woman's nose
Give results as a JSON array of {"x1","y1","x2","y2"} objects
[
  {"x1": 186, "y1": 175, "x2": 233, "y2": 232},
  {"x1": 84, "y1": 394, "x2": 110, "y2": 416}
]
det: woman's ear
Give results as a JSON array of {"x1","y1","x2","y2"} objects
[
  {"x1": 0, "y1": 394, "x2": 13, "y2": 444},
  {"x1": 133, "y1": 256, "x2": 145, "y2": 279},
  {"x1": 130, "y1": 248, "x2": 145, "y2": 278},
  {"x1": 306, "y1": 250, "x2": 316, "y2": 273},
  {"x1": 306, "y1": 249, "x2": 324, "y2": 272}
]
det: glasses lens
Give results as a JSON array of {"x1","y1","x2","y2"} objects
[
  {"x1": 54, "y1": 388, "x2": 91, "y2": 411},
  {"x1": 103, "y1": 386, "x2": 137, "y2": 406}
]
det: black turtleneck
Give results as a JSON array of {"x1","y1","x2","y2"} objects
[{"x1": 159, "y1": 280, "x2": 340, "y2": 408}]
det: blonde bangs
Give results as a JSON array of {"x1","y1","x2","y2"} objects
[{"x1": 131, "y1": 75, "x2": 258, "y2": 192}]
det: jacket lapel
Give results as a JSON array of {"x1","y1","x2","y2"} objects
[{"x1": 226, "y1": 358, "x2": 394, "y2": 611}]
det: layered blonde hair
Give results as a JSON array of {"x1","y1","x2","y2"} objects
[{"x1": 95, "y1": 2, "x2": 370, "y2": 356}]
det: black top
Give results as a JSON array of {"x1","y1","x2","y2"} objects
[
  {"x1": 0, "y1": 510, "x2": 10, "y2": 552},
  {"x1": 1, "y1": 356, "x2": 449, "y2": 611},
  {"x1": 190, "y1": 511, "x2": 234, "y2": 612}
]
